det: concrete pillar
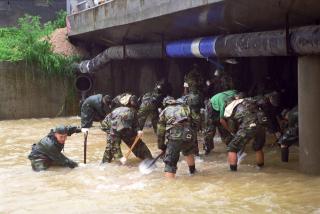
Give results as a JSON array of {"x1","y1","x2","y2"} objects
[{"x1": 298, "y1": 56, "x2": 320, "y2": 175}]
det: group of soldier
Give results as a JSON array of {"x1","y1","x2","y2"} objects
[{"x1": 28, "y1": 64, "x2": 299, "y2": 179}]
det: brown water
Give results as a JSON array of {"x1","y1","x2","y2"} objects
[{"x1": 0, "y1": 117, "x2": 319, "y2": 213}]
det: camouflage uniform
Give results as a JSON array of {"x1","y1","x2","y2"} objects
[
  {"x1": 157, "y1": 102, "x2": 198, "y2": 173},
  {"x1": 137, "y1": 91, "x2": 164, "y2": 133},
  {"x1": 177, "y1": 93, "x2": 202, "y2": 155},
  {"x1": 81, "y1": 94, "x2": 111, "y2": 128},
  {"x1": 278, "y1": 106, "x2": 298, "y2": 147},
  {"x1": 101, "y1": 106, "x2": 152, "y2": 163},
  {"x1": 225, "y1": 98, "x2": 266, "y2": 153},
  {"x1": 28, "y1": 126, "x2": 80, "y2": 171}
]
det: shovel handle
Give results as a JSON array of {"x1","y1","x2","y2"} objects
[
  {"x1": 83, "y1": 131, "x2": 88, "y2": 164},
  {"x1": 124, "y1": 132, "x2": 142, "y2": 159},
  {"x1": 147, "y1": 150, "x2": 165, "y2": 169}
]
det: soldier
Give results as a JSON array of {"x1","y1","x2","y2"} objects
[
  {"x1": 183, "y1": 63, "x2": 204, "y2": 95},
  {"x1": 100, "y1": 101, "x2": 153, "y2": 163},
  {"x1": 224, "y1": 97, "x2": 267, "y2": 171},
  {"x1": 28, "y1": 125, "x2": 82, "y2": 172},
  {"x1": 137, "y1": 82, "x2": 167, "y2": 133},
  {"x1": 277, "y1": 106, "x2": 298, "y2": 162},
  {"x1": 157, "y1": 96, "x2": 198, "y2": 178},
  {"x1": 202, "y1": 89, "x2": 237, "y2": 155},
  {"x1": 81, "y1": 94, "x2": 112, "y2": 128}
]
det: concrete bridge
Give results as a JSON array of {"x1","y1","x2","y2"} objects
[{"x1": 67, "y1": 0, "x2": 320, "y2": 175}]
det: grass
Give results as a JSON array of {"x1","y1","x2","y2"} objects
[{"x1": 0, "y1": 11, "x2": 80, "y2": 77}]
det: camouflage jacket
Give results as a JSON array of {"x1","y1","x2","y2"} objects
[
  {"x1": 227, "y1": 98, "x2": 264, "y2": 129},
  {"x1": 28, "y1": 126, "x2": 78, "y2": 166},
  {"x1": 82, "y1": 94, "x2": 110, "y2": 121},
  {"x1": 157, "y1": 104, "x2": 197, "y2": 144},
  {"x1": 139, "y1": 91, "x2": 163, "y2": 110},
  {"x1": 101, "y1": 106, "x2": 139, "y2": 133}
]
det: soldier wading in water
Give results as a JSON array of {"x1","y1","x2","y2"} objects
[{"x1": 157, "y1": 96, "x2": 198, "y2": 178}]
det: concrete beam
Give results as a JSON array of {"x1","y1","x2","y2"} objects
[{"x1": 67, "y1": 0, "x2": 222, "y2": 36}]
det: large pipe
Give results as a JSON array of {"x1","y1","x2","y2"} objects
[{"x1": 77, "y1": 25, "x2": 320, "y2": 73}]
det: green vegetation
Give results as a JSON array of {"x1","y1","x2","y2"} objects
[{"x1": 0, "y1": 11, "x2": 80, "y2": 76}]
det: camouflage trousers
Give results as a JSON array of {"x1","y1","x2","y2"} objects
[
  {"x1": 203, "y1": 121, "x2": 233, "y2": 153},
  {"x1": 102, "y1": 129, "x2": 153, "y2": 163},
  {"x1": 137, "y1": 106, "x2": 159, "y2": 133},
  {"x1": 163, "y1": 139, "x2": 196, "y2": 173},
  {"x1": 227, "y1": 125, "x2": 266, "y2": 153},
  {"x1": 29, "y1": 154, "x2": 62, "y2": 172}
]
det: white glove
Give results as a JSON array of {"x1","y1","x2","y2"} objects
[
  {"x1": 81, "y1": 128, "x2": 89, "y2": 133},
  {"x1": 183, "y1": 82, "x2": 189, "y2": 88},
  {"x1": 137, "y1": 130, "x2": 143, "y2": 136}
]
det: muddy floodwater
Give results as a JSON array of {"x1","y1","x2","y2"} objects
[{"x1": 0, "y1": 117, "x2": 319, "y2": 213}]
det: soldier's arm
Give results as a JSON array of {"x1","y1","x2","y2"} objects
[
  {"x1": 133, "y1": 110, "x2": 140, "y2": 133},
  {"x1": 101, "y1": 114, "x2": 111, "y2": 132},
  {"x1": 65, "y1": 125, "x2": 81, "y2": 136},
  {"x1": 157, "y1": 111, "x2": 167, "y2": 150},
  {"x1": 189, "y1": 106, "x2": 200, "y2": 129}
]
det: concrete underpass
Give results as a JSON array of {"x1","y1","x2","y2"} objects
[{"x1": 67, "y1": 0, "x2": 320, "y2": 174}]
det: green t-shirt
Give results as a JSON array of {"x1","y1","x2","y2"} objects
[{"x1": 210, "y1": 90, "x2": 237, "y2": 118}]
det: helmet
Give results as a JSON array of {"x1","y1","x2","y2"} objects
[
  {"x1": 53, "y1": 125, "x2": 68, "y2": 134},
  {"x1": 162, "y1": 96, "x2": 176, "y2": 107},
  {"x1": 102, "y1": 95, "x2": 112, "y2": 105}
]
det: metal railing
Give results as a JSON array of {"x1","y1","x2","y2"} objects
[{"x1": 67, "y1": 0, "x2": 114, "y2": 15}]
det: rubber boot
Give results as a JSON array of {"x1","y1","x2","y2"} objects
[{"x1": 281, "y1": 147, "x2": 289, "y2": 162}]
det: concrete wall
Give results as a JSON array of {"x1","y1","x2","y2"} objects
[
  {"x1": 0, "y1": 0, "x2": 66, "y2": 27},
  {"x1": 86, "y1": 57, "x2": 221, "y2": 98},
  {"x1": 0, "y1": 62, "x2": 78, "y2": 120}
]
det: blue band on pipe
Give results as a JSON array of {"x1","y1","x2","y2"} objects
[
  {"x1": 166, "y1": 39, "x2": 194, "y2": 58},
  {"x1": 166, "y1": 37, "x2": 218, "y2": 58},
  {"x1": 199, "y1": 36, "x2": 218, "y2": 57}
]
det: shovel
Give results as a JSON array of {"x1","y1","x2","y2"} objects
[
  {"x1": 119, "y1": 132, "x2": 143, "y2": 165},
  {"x1": 237, "y1": 146, "x2": 247, "y2": 167},
  {"x1": 83, "y1": 131, "x2": 88, "y2": 164},
  {"x1": 139, "y1": 150, "x2": 165, "y2": 175}
]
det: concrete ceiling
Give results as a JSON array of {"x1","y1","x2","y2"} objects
[{"x1": 68, "y1": 0, "x2": 320, "y2": 47}]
